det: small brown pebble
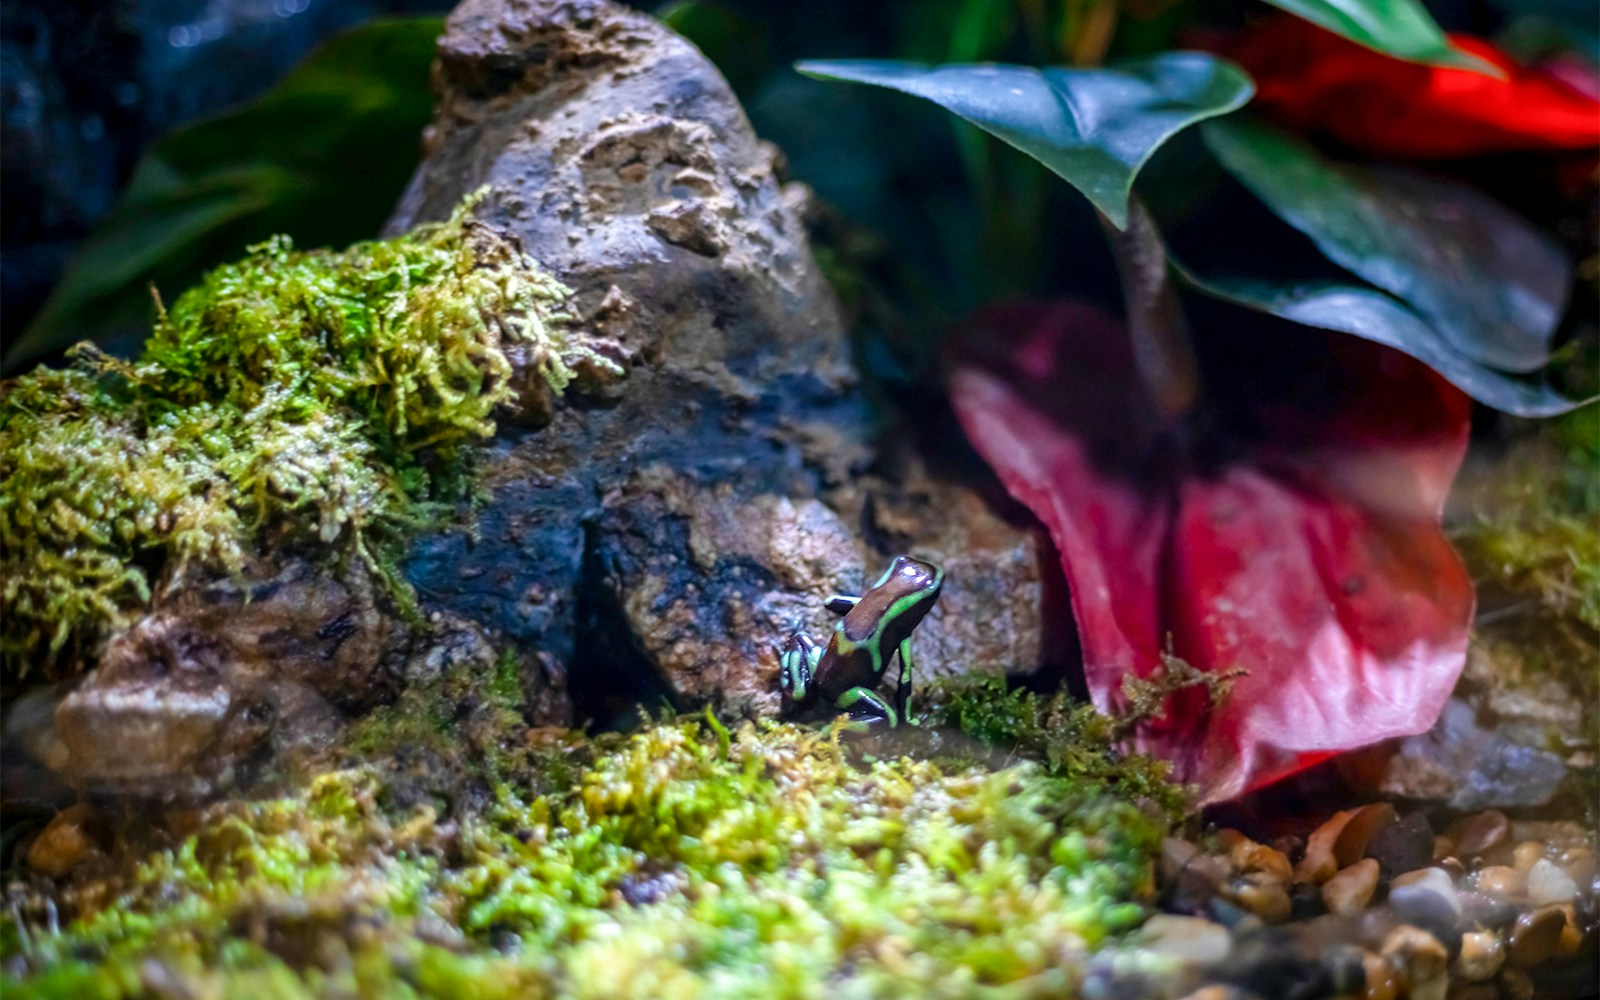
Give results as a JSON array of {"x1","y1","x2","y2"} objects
[
  {"x1": 1381, "y1": 924, "x2": 1448, "y2": 1000},
  {"x1": 25, "y1": 804, "x2": 104, "y2": 878},
  {"x1": 1362, "y1": 950, "x2": 1399, "y2": 1000},
  {"x1": 1226, "y1": 834, "x2": 1292, "y2": 885},
  {"x1": 1228, "y1": 872, "x2": 1291, "y2": 924},
  {"x1": 1497, "y1": 967, "x2": 1534, "y2": 1000},
  {"x1": 1435, "y1": 856, "x2": 1465, "y2": 881},
  {"x1": 1161, "y1": 837, "x2": 1200, "y2": 880},
  {"x1": 1453, "y1": 930, "x2": 1505, "y2": 982},
  {"x1": 1450, "y1": 810, "x2": 1509, "y2": 862},
  {"x1": 1473, "y1": 866, "x2": 1523, "y2": 898},
  {"x1": 1506, "y1": 904, "x2": 1565, "y2": 966},
  {"x1": 1510, "y1": 841, "x2": 1544, "y2": 874},
  {"x1": 1559, "y1": 846, "x2": 1596, "y2": 887},
  {"x1": 1431, "y1": 835, "x2": 1454, "y2": 862},
  {"x1": 1335, "y1": 803, "x2": 1398, "y2": 869},
  {"x1": 1299, "y1": 808, "x2": 1356, "y2": 885},
  {"x1": 1138, "y1": 914, "x2": 1232, "y2": 966},
  {"x1": 1555, "y1": 921, "x2": 1582, "y2": 958},
  {"x1": 1324, "y1": 858, "x2": 1381, "y2": 916}
]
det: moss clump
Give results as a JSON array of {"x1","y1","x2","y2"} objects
[
  {"x1": 1, "y1": 196, "x2": 619, "y2": 675},
  {"x1": 1, "y1": 718, "x2": 1167, "y2": 999},
  {"x1": 921, "y1": 675, "x2": 1192, "y2": 823}
]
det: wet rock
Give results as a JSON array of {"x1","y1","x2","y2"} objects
[
  {"x1": 1379, "y1": 924, "x2": 1448, "y2": 1000},
  {"x1": 1362, "y1": 949, "x2": 1398, "y2": 1000},
  {"x1": 1458, "y1": 889, "x2": 1521, "y2": 931},
  {"x1": 1338, "y1": 699, "x2": 1566, "y2": 811},
  {"x1": 1165, "y1": 837, "x2": 1229, "y2": 912},
  {"x1": 1222, "y1": 831, "x2": 1293, "y2": 886},
  {"x1": 1448, "y1": 810, "x2": 1509, "y2": 862},
  {"x1": 1226, "y1": 873, "x2": 1292, "y2": 924},
  {"x1": 1505, "y1": 905, "x2": 1565, "y2": 966},
  {"x1": 1454, "y1": 930, "x2": 1505, "y2": 982},
  {"x1": 1524, "y1": 858, "x2": 1578, "y2": 906},
  {"x1": 24, "y1": 803, "x2": 107, "y2": 877},
  {"x1": 1473, "y1": 865, "x2": 1524, "y2": 899},
  {"x1": 1138, "y1": 914, "x2": 1232, "y2": 966},
  {"x1": 1297, "y1": 809, "x2": 1355, "y2": 884},
  {"x1": 1387, "y1": 877, "x2": 1462, "y2": 958},
  {"x1": 1510, "y1": 841, "x2": 1545, "y2": 874},
  {"x1": 1333, "y1": 803, "x2": 1397, "y2": 869},
  {"x1": 1323, "y1": 860, "x2": 1380, "y2": 917},
  {"x1": 1364, "y1": 812, "x2": 1434, "y2": 881}
]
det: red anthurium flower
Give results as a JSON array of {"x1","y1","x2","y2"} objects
[
  {"x1": 946, "y1": 301, "x2": 1475, "y2": 803},
  {"x1": 1224, "y1": 15, "x2": 1600, "y2": 159}
]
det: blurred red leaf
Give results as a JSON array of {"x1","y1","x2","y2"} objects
[
  {"x1": 947, "y1": 301, "x2": 1475, "y2": 802},
  {"x1": 1224, "y1": 15, "x2": 1600, "y2": 159}
]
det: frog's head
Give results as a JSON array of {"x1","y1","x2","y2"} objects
[{"x1": 777, "y1": 634, "x2": 814, "y2": 706}]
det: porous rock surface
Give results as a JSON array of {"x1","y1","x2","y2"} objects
[{"x1": 40, "y1": 0, "x2": 1061, "y2": 799}]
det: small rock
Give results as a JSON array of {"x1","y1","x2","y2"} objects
[
  {"x1": 1223, "y1": 831, "x2": 1292, "y2": 885},
  {"x1": 1453, "y1": 930, "x2": 1505, "y2": 982},
  {"x1": 1390, "y1": 868, "x2": 1460, "y2": 912},
  {"x1": 1138, "y1": 914, "x2": 1232, "y2": 966},
  {"x1": 1560, "y1": 846, "x2": 1596, "y2": 888},
  {"x1": 1450, "y1": 810, "x2": 1509, "y2": 861},
  {"x1": 1323, "y1": 859, "x2": 1381, "y2": 917},
  {"x1": 1227, "y1": 872, "x2": 1291, "y2": 924},
  {"x1": 1524, "y1": 858, "x2": 1578, "y2": 906},
  {"x1": 1364, "y1": 812, "x2": 1434, "y2": 880},
  {"x1": 1510, "y1": 841, "x2": 1545, "y2": 874},
  {"x1": 1498, "y1": 967, "x2": 1534, "y2": 1000},
  {"x1": 1298, "y1": 809, "x2": 1356, "y2": 885},
  {"x1": 1163, "y1": 837, "x2": 1228, "y2": 911},
  {"x1": 1458, "y1": 890, "x2": 1520, "y2": 931},
  {"x1": 1473, "y1": 865, "x2": 1524, "y2": 898},
  {"x1": 1320, "y1": 943, "x2": 1367, "y2": 996},
  {"x1": 1388, "y1": 887, "x2": 1463, "y2": 958},
  {"x1": 24, "y1": 803, "x2": 105, "y2": 877},
  {"x1": 1431, "y1": 835, "x2": 1454, "y2": 862},
  {"x1": 1334, "y1": 804, "x2": 1398, "y2": 869},
  {"x1": 1506, "y1": 904, "x2": 1565, "y2": 966},
  {"x1": 1362, "y1": 950, "x2": 1398, "y2": 1000},
  {"x1": 1380, "y1": 924, "x2": 1448, "y2": 1000}
]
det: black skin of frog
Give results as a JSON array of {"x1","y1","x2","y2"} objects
[{"x1": 777, "y1": 555, "x2": 943, "y2": 729}]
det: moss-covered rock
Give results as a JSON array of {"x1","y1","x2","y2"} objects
[
  {"x1": 2, "y1": 711, "x2": 1171, "y2": 999},
  {"x1": 0, "y1": 195, "x2": 619, "y2": 677}
]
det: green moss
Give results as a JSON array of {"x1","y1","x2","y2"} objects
[
  {"x1": 1, "y1": 718, "x2": 1167, "y2": 999},
  {"x1": 1, "y1": 195, "x2": 619, "y2": 676},
  {"x1": 921, "y1": 675, "x2": 1192, "y2": 823}
]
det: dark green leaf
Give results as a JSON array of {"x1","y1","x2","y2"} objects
[
  {"x1": 1259, "y1": 0, "x2": 1500, "y2": 73},
  {"x1": 1204, "y1": 116, "x2": 1570, "y2": 374},
  {"x1": 795, "y1": 53, "x2": 1253, "y2": 228},
  {"x1": 1176, "y1": 268, "x2": 1583, "y2": 416},
  {"x1": 6, "y1": 17, "x2": 443, "y2": 370}
]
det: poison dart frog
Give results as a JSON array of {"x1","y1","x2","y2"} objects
[{"x1": 778, "y1": 555, "x2": 943, "y2": 729}]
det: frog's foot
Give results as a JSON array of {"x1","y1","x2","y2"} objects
[
  {"x1": 824, "y1": 593, "x2": 860, "y2": 615},
  {"x1": 835, "y1": 686, "x2": 897, "y2": 730}
]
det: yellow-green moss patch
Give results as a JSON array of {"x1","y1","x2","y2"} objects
[
  {"x1": 1, "y1": 196, "x2": 620, "y2": 676},
  {"x1": 2, "y1": 716, "x2": 1166, "y2": 999}
]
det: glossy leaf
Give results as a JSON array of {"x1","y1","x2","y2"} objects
[
  {"x1": 1259, "y1": 0, "x2": 1498, "y2": 73},
  {"x1": 1204, "y1": 116, "x2": 1571, "y2": 374},
  {"x1": 795, "y1": 54, "x2": 1253, "y2": 228},
  {"x1": 1173, "y1": 271, "x2": 1585, "y2": 417},
  {"x1": 947, "y1": 301, "x2": 1475, "y2": 803},
  {"x1": 6, "y1": 17, "x2": 443, "y2": 370}
]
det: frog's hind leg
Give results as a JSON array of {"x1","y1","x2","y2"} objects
[
  {"x1": 835, "y1": 686, "x2": 898, "y2": 731},
  {"x1": 894, "y1": 637, "x2": 916, "y2": 724}
]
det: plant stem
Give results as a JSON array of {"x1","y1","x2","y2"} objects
[{"x1": 1099, "y1": 198, "x2": 1201, "y2": 423}]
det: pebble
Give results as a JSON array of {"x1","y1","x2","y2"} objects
[
  {"x1": 1320, "y1": 943, "x2": 1367, "y2": 996},
  {"x1": 25, "y1": 804, "x2": 103, "y2": 878},
  {"x1": 1362, "y1": 949, "x2": 1398, "y2": 1000},
  {"x1": 1523, "y1": 858, "x2": 1577, "y2": 906},
  {"x1": 1222, "y1": 831, "x2": 1292, "y2": 885},
  {"x1": 1498, "y1": 967, "x2": 1534, "y2": 1000},
  {"x1": 1139, "y1": 914, "x2": 1232, "y2": 966},
  {"x1": 1391, "y1": 867, "x2": 1461, "y2": 916},
  {"x1": 1450, "y1": 810, "x2": 1509, "y2": 861},
  {"x1": 1163, "y1": 837, "x2": 1228, "y2": 910},
  {"x1": 1388, "y1": 886, "x2": 1463, "y2": 959},
  {"x1": 1457, "y1": 890, "x2": 1520, "y2": 931},
  {"x1": 1431, "y1": 835, "x2": 1454, "y2": 862},
  {"x1": 1365, "y1": 812, "x2": 1434, "y2": 880},
  {"x1": 1380, "y1": 924, "x2": 1448, "y2": 1000},
  {"x1": 1510, "y1": 841, "x2": 1545, "y2": 874},
  {"x1": 1506, "y1": 904, "x2": 1565, "y2": 966},
  {"x1": 1227, "y1": 872, "x2": 1291, "y2": 924},
  {"x1": 1472, "y1": 865, "x2": 1523, "y2": 898},
  {"x1": 1453, "y1": 930, "x2": 1505, "y2": 982},
  {"x1": 1560, "y1": 846, "x2": 1596, "y2": 887},
  {"x1": 1334, "y1": 803, "x2": 1398, "y2": 869},
  {"x1": 1297, "y1": 808, "x2": 1355, "y2": 885},
  {"x1": 1323, "y1": 859, "x2": 1380, "y2": 917}
]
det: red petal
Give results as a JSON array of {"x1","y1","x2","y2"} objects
[
  {"x1": 946, "y1": 302, "x2": 1474, "y2": 802},
  {"x1": 1223, "y1": 16, "x2": 1600, "y2": 159}
]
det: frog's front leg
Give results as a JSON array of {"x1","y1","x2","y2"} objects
[
  {"x1": 835, "y1": 686, "x2": 898, "y2": 731},
  {"x1": 779, "y1": 633, "x2": 822, "y2": 704},
  {"x1": 894, "y1": 637, "x2": 916, "y2": 723}
]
